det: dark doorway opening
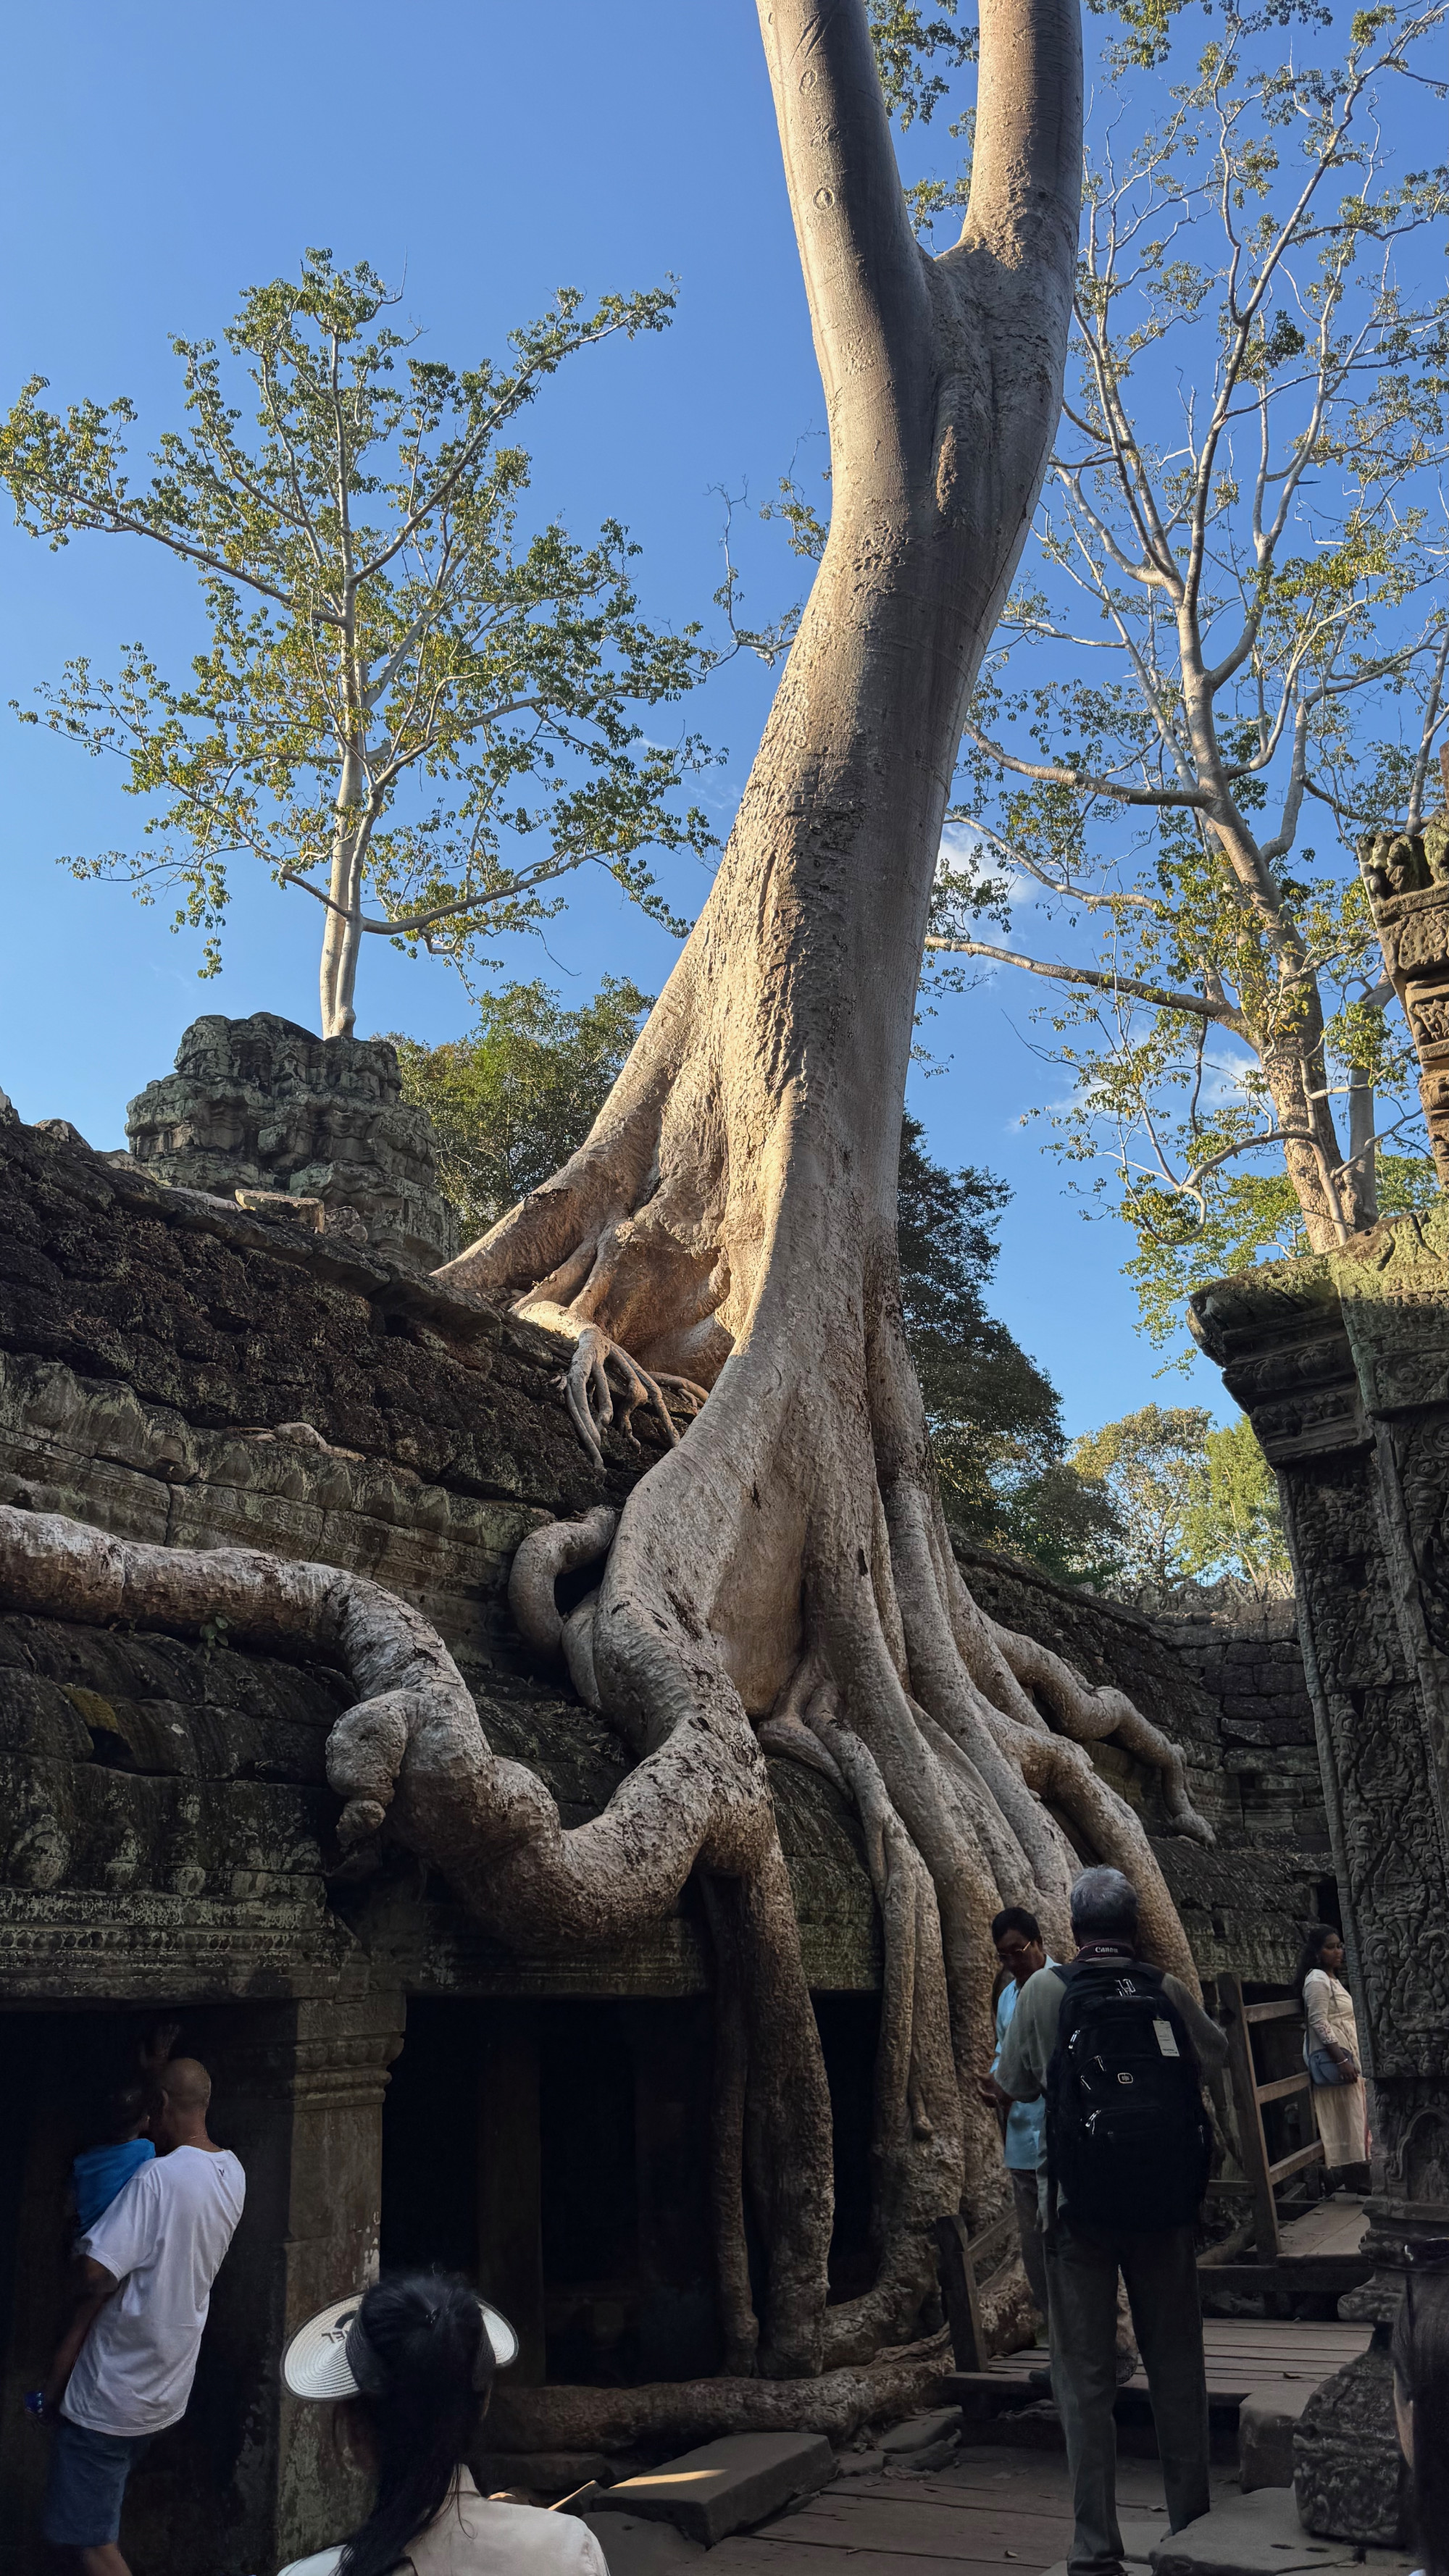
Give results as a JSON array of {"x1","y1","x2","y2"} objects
[{"x1": 816, "y1": 1992, "x2": 880, "y2": 2301}]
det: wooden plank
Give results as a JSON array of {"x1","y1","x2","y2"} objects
[
  {"x1": 713, "y1": 2548, "x2": 1061, "y2": 2576},
  {"x1": 1200, "y1": 2259, "x2": 1369, "y2": 2296},
  {"x1": 969, "y1": 2209, "x2": 1020, "y2": 2265},
  {"x1": 934, "y1": 2212, "x2": 989, "y2": 2373},
  {"x1": 1256, "y1": 2069, "x2": 1314, "y2": 2107},
  {"x1": 1267, "y1": 2139, "x2": 1326, "y2": 2185},
  {"x1": 782, "y1": 2501, "x2": 1077, "y2": 2554},
  {"x1": 1219, "y1": 1971, "x2": 1280, "y2": 2259},
  {"x1": 1244, "y1": 1999, "x2": 1306, "y2": 2025},
  {"x1": 1279, "y1": 2194, "x2": 1369, "y2": 2258}
]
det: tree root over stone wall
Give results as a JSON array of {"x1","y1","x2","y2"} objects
[{"x1": 0, "y1": 1486, "x2": 1207, "y2": 2393}]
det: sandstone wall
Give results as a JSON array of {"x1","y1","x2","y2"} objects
[
  {"x1": 0, "y1": 1116, "x2": 878, "y2": 2002},
  {"x1": 956, "y1": 1544, "x2": 1329, "y2": 1986}
]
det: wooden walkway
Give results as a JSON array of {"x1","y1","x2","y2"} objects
[
  {"x1": 950, "y1": 2312, "x2": 1369, "y2": 2410},
  {"x1": 707, "y1": 2449, "x2": 1243, "y2": 2576},
  {"x1": 1275, "y1": 2191, "x2": 1370, "y2": 2259}
]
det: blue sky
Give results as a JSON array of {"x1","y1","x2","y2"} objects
[{"x1": 0, "y1": 0, "x2": 1243, "y2": 1431}]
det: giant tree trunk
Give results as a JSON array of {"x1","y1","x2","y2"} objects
[
  {"x1": 0, "y1": 0, "x2": 1216, "y2": 2393},
  {"x1": 388, "y1": 0, "x2": 1210, "y2": 2378}
]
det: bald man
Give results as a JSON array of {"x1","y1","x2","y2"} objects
[{"x1": 41, "y1": 2056, "x2": 245, "y2": 2576}]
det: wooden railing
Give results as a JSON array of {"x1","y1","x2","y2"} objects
[
  {"x1": 1217, "y1": 1970, "x2": 1323, "y2": 2259},
  {"x1": 932, "y1": 2207, "x2": 1020, "y2": 2372}
]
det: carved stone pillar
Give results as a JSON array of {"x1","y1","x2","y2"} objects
[
  {"x1": 1191, "y1": 1212, "x2": 1449, "y2": 2546},
  {"x1": 1358, "y1": 774, "x2": 1449, "y2": 1196},
  {"x1": 123, "y1": 1989, "x2": 406, "y2": 2576}
]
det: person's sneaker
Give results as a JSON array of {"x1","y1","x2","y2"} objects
[{"x1": 1114, "y1": 2347, "x2": 1140, "y2": 2385}]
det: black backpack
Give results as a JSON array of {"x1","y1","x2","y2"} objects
[{"x1": 1043, "y1": 1957, "x2": 1214, "y2": 2232}]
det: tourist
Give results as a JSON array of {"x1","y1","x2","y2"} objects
[
  {"x1": 278, "y1": 2274, "x2": 610, "y2": 2575},
  {"x1": 40, "y1": 2057, "x2": 245, "y2": 2576},
  {"x1": 983, "y1": 1907, "x2": 1055, "y2": 2332},
  {"x1": 1296, "y1": 1924, "x2": 1369, "y2": 2187},
  {"x1": 1392, "y1": 2241, "x2": 1449, "y2": 2576},
  {"x1": 995, "y1": 1865, "x2": 1229, "y2": 2576},
  {"x1": 984, "y1": 1905, "x2": 1141, "y2": 2394}
]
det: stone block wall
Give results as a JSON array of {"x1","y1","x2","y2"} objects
[
  {"x1": 1192, "y1": 1205, "x2": 1449, "y2": 2544},
  {"x1": 0, "y1": 1105, "x2": 1379, "y2": 2566},
  {"x1": 1155, "y1": 1598, "x2": 1331, "y2": 1865}
]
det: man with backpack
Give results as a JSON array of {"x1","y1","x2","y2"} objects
[{"x1": 995, "y1": 1865, "x2": 1229, "y2": 2575}]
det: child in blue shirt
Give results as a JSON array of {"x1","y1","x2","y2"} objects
[
  {"x1": 70, "y1": 2079, "x2": 156, "y2": 2235},
  {"x1": 68, "y1": 2020, "x2": 179, "y2": 2236}
]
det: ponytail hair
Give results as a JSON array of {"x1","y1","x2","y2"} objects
[{"x1": 337, "y1": 2275, "x2": 493, "y2": 2576}]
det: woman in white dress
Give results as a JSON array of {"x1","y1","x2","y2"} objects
[
  {"x1": 1296, "y1": 1924, "x2": 1369, "y2": 2183},
  {"x1": 277, "y1": 2275, "x2": 609, "y2": 2576}
]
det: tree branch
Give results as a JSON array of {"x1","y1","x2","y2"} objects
[
  {"x1": 755, "y1": 0, "x2": 934, "y2": 469},
  {"x1": 924, "y1": 933, "x2": 1235, "y2": 1023},
  {"x1": 963, "y1": 722, "x2": 1209, "y2": 806}
]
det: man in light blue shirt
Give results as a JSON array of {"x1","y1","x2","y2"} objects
[{"x1": 982, "y1": 1906, "x2": 1054, "y2": 2329}]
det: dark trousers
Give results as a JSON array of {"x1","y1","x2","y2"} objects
[
  {"x1": 1044, "y1": 2215, "x2": 1209, "y2": 2575},
  {"x1": 1011, "y1": 2167, "x2": 1051, "y2": 2322}
]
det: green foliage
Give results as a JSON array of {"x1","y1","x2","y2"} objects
[
  {"x1": 1069, "y1": 1403, "x2": 1289, "y2": 1592},
  {"x1": 391, "y1": 976, "x2": 651, "y2": 1240},
  {"x1": 867, "y1": 1, "x2": 977, "y2": 127},
  {"x1": 1070, "y1": 1405, "x2": 1214, "y2": 1590},
  {"x1": 897, "y1": 1116, "x2": 1121, "y2": 1579},
  {"x1": 864, "y1": 2, "x2": 1447, "y2": 1339},
  {"x1": 1123, "y1": 1153, "x2": 1439, "y2": 1347},
  {"x1": 1181, "y1": 1415, "x2": 1293, "y2": 1588},
  {"x1": 1, "y1": 253, "x2": 714, "y2": 1018}
]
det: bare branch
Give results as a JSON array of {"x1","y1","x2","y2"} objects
[
  {"x1": 924, "y1": 932, "x2": 1235, "y2": 1022},
  {"x1": 963, "y1": 723, "x2": 1209, "y2": 806}
]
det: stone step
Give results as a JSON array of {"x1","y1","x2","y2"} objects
[
  {"x1": 588, "y1": 2431, "x2": 837, "y2": 2546},
  {"x1": 1148, "y1": 2487, "x2": 1416, "y2": 2576},
  {"x1": 1238, "y1": 2380, "x2": 1319, "y2": 2493}
]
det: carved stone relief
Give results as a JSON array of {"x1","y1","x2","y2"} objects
[{"x1": 1192, "y1": 1208, "x2": 1449, "y2": 2543}]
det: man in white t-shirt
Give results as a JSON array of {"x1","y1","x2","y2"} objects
[{"x1": 41, "y1": 2056, "x2": 245, "y2": 2575}]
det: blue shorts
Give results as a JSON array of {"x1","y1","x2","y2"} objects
[{"x1": 42, "y1": 2414, "x2": 151, "y2": 2548}]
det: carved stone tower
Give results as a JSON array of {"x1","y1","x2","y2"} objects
[{"x1": 125, "y1": 1013, "x2": 459, "y2": 1272}]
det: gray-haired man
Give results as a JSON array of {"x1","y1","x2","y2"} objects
[{"x1": 995, "y1": 1866, "x2": 1227, "y2": 2576}]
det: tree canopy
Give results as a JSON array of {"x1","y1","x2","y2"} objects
[
  {"x1": 924, "y1": 3, "x2": 1448, "y2": 1283},
  {"x1": 896, "y1": 1115, "x2": 1119, "y2": 1578},
  {"x1": 772, "y1": 4, "x2": 1449, "y2": 1350},
  {"x1": 1, "y1": 253, "x2": 714, "y2": 1036},
  {"x1": 392, "y1": 976, "x2": 653, "y2": 1240},
  {"x1": 1069, "y1": 1401, "x2": 1290, "y2": 1594}
]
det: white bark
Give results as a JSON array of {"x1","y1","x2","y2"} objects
[{"x1": 0, "y1": 0, "x2": 1217, "y2": 2384}]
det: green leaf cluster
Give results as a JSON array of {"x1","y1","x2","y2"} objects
[
  {"x1": 1069, "y1": 1402, "x2": 1290, "y2": 1592},
  {"x1": 897, "y1": 1116, "x2": 1122, "y2": 1580},
  {"x1": 914, "y1": 4, "x2": 1446, "y2": 1338},
  {"x1": 1, "y1": 253, "x2": 715, "y2": 1013},
  {"x1": 391, "y1": 975, "x2": 652, "y2": 1242}
]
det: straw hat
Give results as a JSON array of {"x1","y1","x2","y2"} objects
[{"x1": 283, "y1": 2291, "x2": 519, "y2": 2401}]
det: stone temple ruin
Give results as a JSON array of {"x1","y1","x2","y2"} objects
[
  {"x1": 0, "y1": 1012, "x2": 1445, "y2": 2569},
  {"x1": 123, "y1": 1012, "x2": 459, "y2": 1271}
]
